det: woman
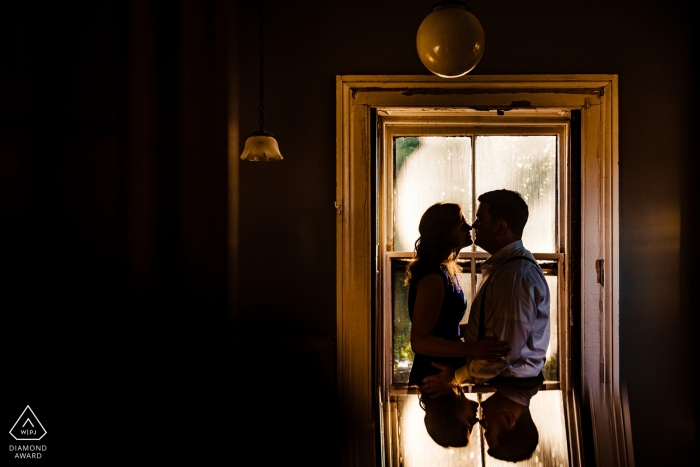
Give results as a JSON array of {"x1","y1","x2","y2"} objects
[
  {"x1": 420, "y1": 383, "x2": 478, "y2": 448},
  {"x1": 406, "y1": 202, "x2": 508, "y2": 389}
]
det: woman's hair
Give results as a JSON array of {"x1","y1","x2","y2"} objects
[
  {"x1": 419, "y1": 387, "x2": 472, "y2": 448},
  {"x1": 405, "y1": 203, "x2": 464, "y2": 286}
]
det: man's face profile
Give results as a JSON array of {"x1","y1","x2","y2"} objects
[
  {"x1": 458, "y1": 397, "x2": 479, "y2": 437},
  {"x1": 477, "y1": 390, "x2": 539, "y2": 462},
  {"x1": 479, "y1": 392, "x2": 511, "y2": 449},
  {"x1": 472, "y1": 203, "x2": 498, "y2": 252}
]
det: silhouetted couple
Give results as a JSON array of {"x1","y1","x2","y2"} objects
[
  {"x1": 406, "y1": 189, "x2": 550, "y2": 462},
  {"x1": 419, "y1": 373, "x2": 542, "y2": 461}
]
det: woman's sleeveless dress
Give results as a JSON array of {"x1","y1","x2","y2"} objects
[{"x1": 408, "y1": 265, "x2": 468, "y2": 386}]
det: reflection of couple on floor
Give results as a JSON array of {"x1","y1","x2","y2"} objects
[
  {"x1": 407, "y1": 190, "x2": 550, "y2": 462},
  {"x1": 420, "y1": 371, "x2": 544, "y2": 462}
]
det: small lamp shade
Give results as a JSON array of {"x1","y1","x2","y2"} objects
[
  {"x1": 240, "y1": 131, "x2": 283, "y2": 162},
  {"x1": 416, "y1": 3, "x2": 485, "y2": 78}
]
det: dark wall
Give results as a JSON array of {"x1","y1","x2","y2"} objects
[
  {"x1": 1, "y1": 1, "x2": 237, "y2": 462},
  {"x1": 2, "y1": 1, "x2": 340, "y2": 463},
  {"x1": 1, "y1": 0, "x2": 696, "y2": 464},
  {"x1": 236, "y1": 0, "x2": 698, "y2": 465}
]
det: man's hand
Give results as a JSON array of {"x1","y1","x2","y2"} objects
[
  {"x1": 421, "y1": 362, "x2": 457, "y2": 398},
  {"x1": 475, "y1": 336, "x2": 509, "y2": 361}
]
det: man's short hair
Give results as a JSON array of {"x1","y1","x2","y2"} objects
[
  {"x1": 477, "y1": 189, "x2": 529, "y2": 238},
  {"x1": 487, "y1": 408, "x2": 539, "y2": 462}
]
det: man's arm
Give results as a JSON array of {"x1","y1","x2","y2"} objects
[
  {"x1": 422, "y1": 268, "x2": 546, "y2": 396},
  {"x1": 425, "y1": 270, "x2": 541, "y2": 394},
  {"x1": 458, "y1": 271, "x2": 539, "y2": 383},
  {"x1": 455, "y1": 271, "x2": 539, "y2": 384},
  {"x1": 411, "y1": 274, "x2": 509, "y2": 359}
]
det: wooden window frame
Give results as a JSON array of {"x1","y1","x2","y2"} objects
[
  {"x1": 336, "y1": 75, "x2": 628, "y2": 467},
  {"x1": 380, "y1": 123, "x2": 568, "y2": 391}
]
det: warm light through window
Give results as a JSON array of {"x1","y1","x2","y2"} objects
[{"x1": 387, "y1": 131, "x2": 566, "y2": 465}]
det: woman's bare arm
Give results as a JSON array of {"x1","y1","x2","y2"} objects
[{"x1": 410, "y1": 274, "x2": 508, "y2": 359}]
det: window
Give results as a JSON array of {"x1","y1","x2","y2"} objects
[
  {"x1": 336, "y1": 76, "x2": 628, "y2": 467},
  {"x1": 381, "y1": 118, "x2": 569, "y2": 466}
]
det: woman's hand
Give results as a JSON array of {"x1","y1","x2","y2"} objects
[
  {"x1": 421, "y1": 362, "x2": 458, "y2": 398},
  {"x1": 474, "y1": 336, "x2": 509, "y2": 361}
]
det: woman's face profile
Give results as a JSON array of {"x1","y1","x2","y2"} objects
[
  {"x1": 449, "y1": 212, "x2": 472, "y2": 252},
  {"x1": 459, "y1": 396, "x2": 479, "y2": 433}
]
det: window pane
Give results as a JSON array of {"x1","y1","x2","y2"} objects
[
  {"x1": 387, "y1": 127, "x2": 566, "y2": 467},
  {"x1": 458, "y1": 274, "x2": 474, "y2": 325},
  {"x1": 394, "y1": 136, "x2": 473, "y2": 252},
  {"x1": 393, "y1": 258, "x2": 559, "y2": 385},
  {"x1": 392, "y1": 259, "x2": 412, "y2": 384},
  {"x1": 475, "y1": 136, "x2": 557, "y2": 252},
  {"x1": 543, "y1": 273, "x2": 559, "y2": 382}
]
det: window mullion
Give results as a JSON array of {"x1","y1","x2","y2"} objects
[{"x1": 471, "y1": 133, "x2": 477, "y2": 299}]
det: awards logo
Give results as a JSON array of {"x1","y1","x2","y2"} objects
[{"x1": 8, "y1": 406, "x2": 47, "y2": 459}]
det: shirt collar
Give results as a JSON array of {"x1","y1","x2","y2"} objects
[{"x1": 484, "y1": 240, "x2": 523, "y2": 265}]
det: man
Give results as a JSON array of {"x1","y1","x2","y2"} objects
[
  {"x1": 479, "y1": 376, "x2": 542, "y2": 462},
  {"x1": 422, "y1": 189, "x2": 550, "y2": 460}
]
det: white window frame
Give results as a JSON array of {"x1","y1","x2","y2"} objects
[{"x1": 336, "y1": 75, "x2": 628, "y2": 467}]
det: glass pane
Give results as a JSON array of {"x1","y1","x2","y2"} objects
[
  {"x1": 463, "y1": 269, "x2": 483, "y2": 326},
  {"x1": 543, "y1": 272, "x2": 558, "y2": 382},
  {"x1": 458, "y1": 274, "x2": 473, "y2": 326},
  {"x1": 482, "y1": 390, "x2": 569, "y2": 467},
  {"x1": 392, "y1": 259, "x2": 412, "y2": 384},
  {"x1": 394, "y1": 259, "x2": 559, "y2": 384},
  {"x1": 475, "y1": 136, "x2": 557, "y2": 252},
  {"x1": 394, "y1": 136, "x2": 473, "y2": 252}
]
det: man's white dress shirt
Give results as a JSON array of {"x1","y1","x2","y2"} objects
[{"x1": 456, "y1": 240, "x2": 550, "y2": 384}]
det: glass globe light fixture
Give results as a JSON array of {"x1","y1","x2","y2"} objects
[
  {"x1": 240, "y1": 0, "x2": 283, "y2": 162},
  {"x1": 416, "y1": 1, "x2": 485, "y2": 78},
  {"x1": 240, "y1": 130, "x2": 282, "y2": 162}
]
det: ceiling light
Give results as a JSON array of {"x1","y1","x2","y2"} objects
[
  {"x1": 240, "y1": 0, "x2": 282, "y2": 162},
  {"x1": 416, "y1": 1, "x2": 485, "y2": 78}
]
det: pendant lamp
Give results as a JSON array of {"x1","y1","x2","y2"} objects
[
  {"x1": 240, "y1": 0, "x2": 282, "y2": 162},
  {"x1": 416, "y1": 1, "x2": 485, "y2": 78}
]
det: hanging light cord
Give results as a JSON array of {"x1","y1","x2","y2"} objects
[{"x1": 258, "y1": 0, "x2": 265, "y2": 132}]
